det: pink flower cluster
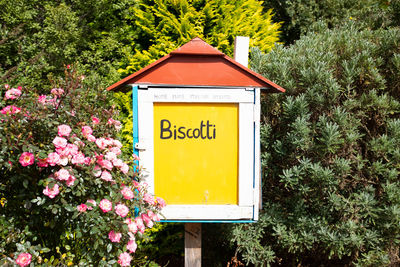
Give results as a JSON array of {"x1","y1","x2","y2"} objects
[
  {"x1": 1, "y1": 105, "x2": 21, "y2": 115},
  {"x1": 108, "y1": 118, "x2": 122, "y2": 131},
  {"x1": 5, "y1": 86, "x2": 22, "y2": 100}
]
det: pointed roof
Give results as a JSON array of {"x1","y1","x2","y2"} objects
[{"x1": 107, "y1": 37, "x2": 285, "y2": 93}]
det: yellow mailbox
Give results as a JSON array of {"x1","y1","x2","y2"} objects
[{"x1": 108, "y1": 37, "x2": 284, "y2": 222}]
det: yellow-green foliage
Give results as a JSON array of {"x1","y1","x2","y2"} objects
[
  {"x1": 120, "y1": 0, "x2": 282, "y2": 75},
  {"x1": 116, "y1": 0, "x2": 282, "y2": 149}
]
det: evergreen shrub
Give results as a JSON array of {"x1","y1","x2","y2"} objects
[{"x1": 232, "y1": 24, "x2": 400, "y2": 266}]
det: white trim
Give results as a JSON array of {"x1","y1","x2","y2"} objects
[
  {"x1": 137, "y1": 92, "x2": 155, "y2": 194},
  {"x1": 238, "y1": 103, "x2": 254, "y2": 206},
  {"x1": 254, "y1": 88, "x2": 261, "y2": 220},
  {"x1": 161, "y1": 205, "x2": 253, "y2": 220},
  {"x1": 139, "y1": 88, "x2": 254, "y2": 103}
]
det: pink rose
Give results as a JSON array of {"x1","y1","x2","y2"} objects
[
  {"x1": 142, "y1": 213, "x2": 154, "y2": 228},
  {"x1": 113, "y1": 140, "x2": 123, "y2": 148},
  {"x1": 53, "y1": 136, "x2": 67, "y2": 148},
  {"x1": 58, "y1": 124, "x2": 71, "y2": 137},
  {"x1": 71, "y1": 152, "x2": 86, "y2": 165},
  {"x1": 84, "y1": 157, "x2": 91, "y2": 165},
  {"x1": 43, "y1": 184, "x2": 60, "y2": 198},
  {"x1": 99, "y1": 159, "x2": 113, "y2": 170},
  {"x1": 19, "y1": 152, "x2": 34, "y2": 167},
  {"x1": 64, "y1": 144, "x2": 79, "y2": 156},
  {"x1": 128, "y1": 221, "x2": 138, "y2": 233},
  {"x1": 47, "y1": 152, "x2": 60, "y2": 166},
  {"x1": 77, "y1": 204, "x2": 87, "y2": 212},
  {"x1": 58, "y1": 156, "x2": 68, "y2": 166},
  {"x1": 112, "y1": 159, "x2": 123, "y2": 168},
  {"x1": 105, "y1": 151, "x2": 117, "y2": 161},
  {"x1": 110, "y1": 146, "x2": 121, "y2": 155},
  {"x1": 148, "y1": 210, "x2": 160, "y2": 222},
  {"x1": 15, "y1": 252, "x2": 31, "y2": 267},
  {"x1": 135, "y1": 217, "x2": 145, "y2": 233},
  {"x1": 0, "y1": 105, "x2": 21, "y2": 115},
  {"x1": 86, "y1": 199, "x2": 96, "y2": 210},
  {"x1": 99, "y1": 199, "x2": 112, "y2": 213},
  {"x1": 127, "y1": 240, "x2": 137, "y2": 253},
  {"x1": 91, "y1": 116, "x2": 100, "y2": 124},
  {"x1": 120, "y1": 163, "x2": 129, "y2": 174},
  {"x1": 100, "y1": 170, "x2": 113, "y2": 182},
  {"x1": 66, "y1": 175, "x2": 76, "y2": 187},
  {"x1": 38, "y1": 95, "x2": 47, "y2": 104},
  {"x1": 121, "y1": 187, "x2": 134, "y2": 200},
  {"x1": 81, "y1": 126, "x2": 93, "y2": 137},
  {"x1": 37, "y1": 158, "x2": 48, "y2": 167},
  {"x1": 93, "y1": 165, "x2": 102, "y2": 177},
  {"x1": 118, "y1": 252, "x2": 132, "y2": 267},
  {"x1": 115, "y1": 204, "x2": 129, "y2": 217},
  {"x1": 55, "y1": 168, "x2": 70, "y2": 181},
  {"x1": 108, "y1": 118, "x2": 122, "y2": 130},
  {"x1": 108, "y1": 230, "x2": 122, "y2": 243},
  {"x1": 95, "y1": 138, "x2": 109, "y2": 150},
  {"x1": 143, "y1": 193, "x2": 155, "y2": 205},
  {"x1": 87, "y1": 134, "x2": 96, "y2": 142},
  {"x1": 156, "y1": 197, "x2": 167, "y2": 208},
  {"x1": 5, "y1": 88, "x2": 22, "y2": 100}
]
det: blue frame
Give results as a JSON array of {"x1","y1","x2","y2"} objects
[{"x1": 132, "y1": 85, "x2": 139, "y2": 157}]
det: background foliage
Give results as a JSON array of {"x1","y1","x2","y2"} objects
[{"x1": 262, "y1": 0, "x2": 400, "y2": 44}]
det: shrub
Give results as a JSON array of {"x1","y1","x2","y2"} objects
[
  {"x1": 231, "y1": 25, "x2": 400, "y2": 266},
  {"x1": 0, "y1": 67, "x2": 165, "y2": 266}
]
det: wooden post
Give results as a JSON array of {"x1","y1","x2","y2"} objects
[{"x1": 185, "y1": 223, "x2": 201, "y2": 267}]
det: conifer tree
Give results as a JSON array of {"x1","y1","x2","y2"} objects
[{"x1": 119, "y1": 0, "x2": 281, "y2": 76}]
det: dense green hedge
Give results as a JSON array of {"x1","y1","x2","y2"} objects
[{"x1": 232, "y1": 23, "x2": 400, "y2": 266}]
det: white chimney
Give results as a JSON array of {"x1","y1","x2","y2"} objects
[{"x1": 234, "y1": 36, "x2": 250, "y2": 67}]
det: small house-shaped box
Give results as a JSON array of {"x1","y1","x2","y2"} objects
[{"x1": 108, "y1": 37, "x2": 284, "y2": 222}]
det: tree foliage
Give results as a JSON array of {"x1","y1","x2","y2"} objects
[
  {"x1": 0, "y1": 0, "x2": 131, "y2": 88},
  {"x1": 119, "y1": 0, "x2": 282, "y2": 76},
  {"x1": 232, "y1": 24, "x2": 400, "y2": 266},
  {"x1": 263, "y1": 0, "x2": 400, "y2": 44}
]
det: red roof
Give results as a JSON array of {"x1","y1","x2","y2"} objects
[{"x1": 107, "y1": 37, "x2": 285, "y2": 93}]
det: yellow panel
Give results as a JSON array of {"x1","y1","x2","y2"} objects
[{"x1": 153, "y1": 103, "x2": 238, "y2": 205}]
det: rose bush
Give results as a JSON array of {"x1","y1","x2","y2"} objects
[{"x1": 0, "y1": 68, "x2": 165, "y2": 266}]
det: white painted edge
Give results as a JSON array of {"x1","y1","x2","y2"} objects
[
  {"x1": 253, "y1": 88, "x2": 261, "y2": 220},
  {"x1": 140, "y1": 88, "x2": 254, "y2": 103},
  {"x1": 138, "y1": 90, "x2": 155, "y2": 194},
  {"x1": 238, "y1": 103, "x2": 254, "y2": 206},
  {"x1": 161, "y1": 205, "x2": 253, "y2": 220}
]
